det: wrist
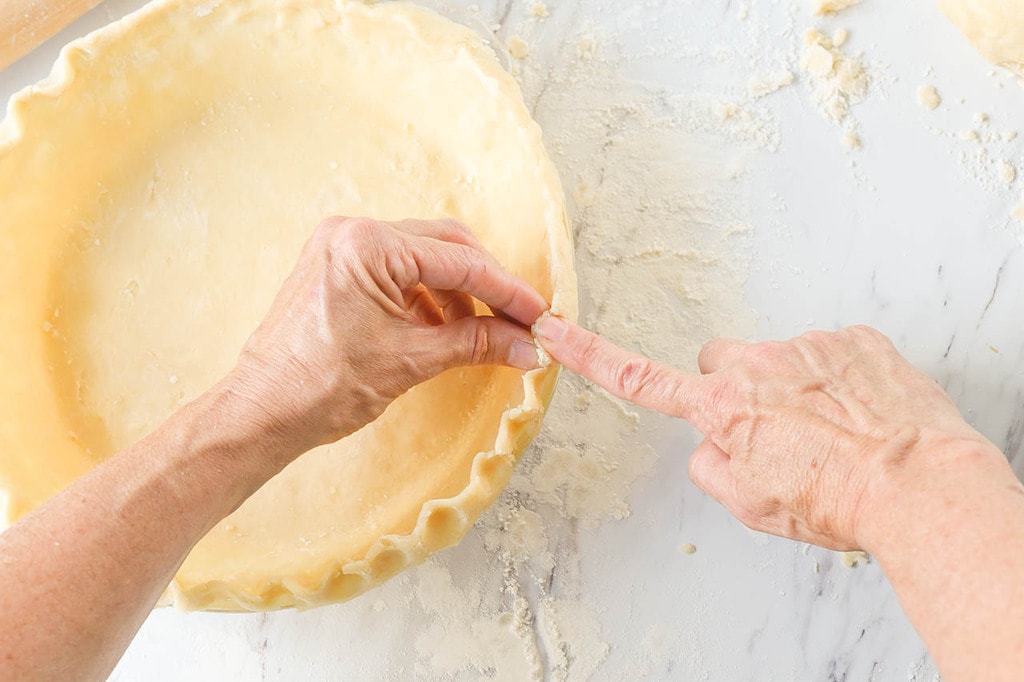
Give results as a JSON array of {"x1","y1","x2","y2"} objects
[
  {"x1": 855, "y1": 432, "x2": 1019, "y2": 559},
  {"x1": 164, "y1": 379, "x2": 303, "y2": 495}
]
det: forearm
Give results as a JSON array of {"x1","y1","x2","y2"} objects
[
  {"x1": 862, "y1": 442, "x2": 1024, "y2": 682},
  {"x1": 0, "y1": 381, "x2": 288, "y2": 681}
]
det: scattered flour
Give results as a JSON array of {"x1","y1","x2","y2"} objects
[
  {"x1": 748, "y1": 70, "x2": 795, "y2": 99},
  {"x1": 939, "y1": 112, "x2": 1024, "y2": 198},
  {"x1": 841, "y1": 128, "x2": 862, "y2": 150},
  {"x1": 393, "y1": 5, "x2": 775, "y2": 680},
  {"x1": 800, "y1": 28, "x2": 870, "y2": 125},
  {"x1": 923, "y1": 79, "x2": 1023, "y2": 221}
]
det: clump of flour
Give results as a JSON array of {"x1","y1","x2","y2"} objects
[{"x1": 800, "y1": 27, "x2": 869, "y2": 124}]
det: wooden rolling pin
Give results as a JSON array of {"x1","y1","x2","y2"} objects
[{"x1": 1, "y1": 0, "x2": 104, "y2": 72}]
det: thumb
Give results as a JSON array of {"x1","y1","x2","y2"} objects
[
  {"x1": 688, "y1": 439, "x2": 737, "y2": 506},
  {"x1": 425, "y1": 316, "x2": 541, "y2": 372}
]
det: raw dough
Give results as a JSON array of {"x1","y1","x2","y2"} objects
[
  {"x1": 917, "y1": 84, "x2": 942, "y2": 110},
  {"x1": 940, "y1": 0, "x2": 1024, "y2": 76},
  {"x1": 811, "y1": 0, "x2": 860, "y2": 16},
  {"x1": 0, "y1": 0, "x2": 576, "y2": 610},
  {"x1": 800, "y1": 29, "x2": 869, "y2": 123}
]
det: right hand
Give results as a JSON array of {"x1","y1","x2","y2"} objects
[{"x1": 534, "y1": 317, "x2": 1016, "y2": 551}]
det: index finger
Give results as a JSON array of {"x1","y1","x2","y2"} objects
[
  {"x1": 534, "y1": 315, "x2": 709, "y2": 427},
  {"x1": 402, "y1": 235, "x2": 548, "y2": 326}
]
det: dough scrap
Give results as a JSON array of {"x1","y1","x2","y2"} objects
[
  {"x1": 0, "y1": 0, "x2": 576, "y2": 611},
  {"x1": 917, "y1": 84, "x2": 942, "y2": 110},
  {"x1": 800, "y1": 29, "x2": 869, "y2": 123},
  {"x1": 811, "y1": 0, "x2": 860, "y2": 16},
  {"x1": 940, "y1": 0, "x2": 1024, "y2": 76}
]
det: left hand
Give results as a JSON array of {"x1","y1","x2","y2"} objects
[
  {"x1": 225, "y1": 216, "x2": 548, "y2": 462},
  {"x1": 534, "y1": 317, "x2": 1003, "y2": 552}
]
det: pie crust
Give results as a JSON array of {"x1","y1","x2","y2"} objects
[
  {"x1": 939, "y1": 0, "x2": 1024, "y2": 76},
  {"x1": 0, "y1": 0, "x2": 576, "y2": 610}
]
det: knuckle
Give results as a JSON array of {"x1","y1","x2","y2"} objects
[
  {"x1": 849, "y1": 324, "x2": 891, "y2": 346},
  {"x1": 700, "y1": 377, "x2": 742, "y2": 429},
  {"x1": 574, "y1": 332, "x2": 604, "y2": 370},
  {"x1": 469, "y1": 323, "x2": 493, "y2": 365},
  {"x1": 612, "y1": 357, "x2": 657, "y2": 401},
  {"x1": 799, "y1": 330, "x2": 833, "y2": 347},
  {"x1": 748, "y1": 340, "x2": 786, "y2": 365},
  {"x1": 332, "y1": 217, "x2": 380, "y2": 249},
  {"x1": 458, "y1": 253, "x2": 487, "y2": 291},
  {"x1": 315, "y1": 215, "x2": 348, "y2": 234}
]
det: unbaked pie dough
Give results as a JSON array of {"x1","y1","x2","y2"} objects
[
  {"x1": 940, "y1": 0, "x2": 1024, "y2": 76},
  {"x1": 0, "y1": 0, "x2": 576, "y2": 610}
]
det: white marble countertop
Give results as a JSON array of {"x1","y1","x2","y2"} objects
[{"x1": 4, "y1": 0, "x2": 1023, "y2": 680}]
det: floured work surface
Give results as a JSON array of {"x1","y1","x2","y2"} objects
[{"x1": 0, "y1": 0, "x2": 576, "y2": 611}]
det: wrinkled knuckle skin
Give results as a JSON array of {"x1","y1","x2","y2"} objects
[
  {"x1": 470, "y1": 323, "x2": 493, "y2": 365},
  {"x1": 613, "y1": 357, "x2": 657, "y2": 402},
  {"x1": 457, "y1": 253, "x2": 487, "y2": 292},
  {"x1": 702, "y1": 378, "x2": 735, "y2": 421},
  {"x1": 573, "y1": 332, "x2": 605, "y2": 374}
]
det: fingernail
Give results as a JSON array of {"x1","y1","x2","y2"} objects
[
  {"x1": 534, "y1": 314, "x2": 568, "y2": 342},
  {"x1": 509, "y1": 339, "x2": 541, "y2": 371}
]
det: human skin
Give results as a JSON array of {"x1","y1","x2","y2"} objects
[
  {"x1": 535, "y1": 316, "x2": 1024, "y2": 682},
  {"x1": 0, "y1": 217, "x2": 547, "y2": 681}
]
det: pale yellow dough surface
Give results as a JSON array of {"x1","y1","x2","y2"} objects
[
  {"x1": 940, "y1": 0, "x2": 1024, "y2": 76},
  {"x1": 0, "y1": 0, "x2": 576, "y2": 610}
]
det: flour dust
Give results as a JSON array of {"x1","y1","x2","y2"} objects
[{"x1": 394, "y1": 3, "x2": 765, "y2": 680}]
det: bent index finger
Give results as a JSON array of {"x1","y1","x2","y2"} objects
[
  {"x1": 404, "y1": 235, "x2": 548, "y2": 326},
  {"x1": 535, "y1": 315, "x2": 708, "y2": 426}
]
